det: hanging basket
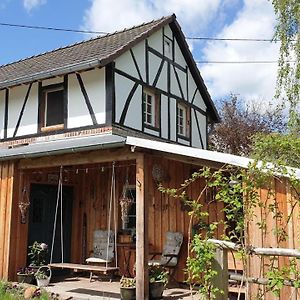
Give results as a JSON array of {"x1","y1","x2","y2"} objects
[
  {"x1": 35, "y1": 266, "x2": 52, "y2": 287},
  {"x1": 120, "y1": 196, "x2": 133, "y2": 230}
]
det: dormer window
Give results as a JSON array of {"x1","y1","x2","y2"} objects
[
  {"x1": 40, "y1": 84, "x2": 65, "y2": 132},
  {"x1": 177, "y1": 102, "x2": 190, "y2": 138},
  {"x1": 143, "y1": 88, "x2": 159, "y2": 129}
]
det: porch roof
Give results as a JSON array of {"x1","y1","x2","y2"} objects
[
  {"x1": 1, "y1": 134, "x2": 299, "y2": 179},
  {"x1": 125, "y1": 136, "x2": 300, "y2": 179},
  {"x1": 0, "y1": 134, "x2": 126, "y2": 160}
]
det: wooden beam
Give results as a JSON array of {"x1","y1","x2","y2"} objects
[
  {"x1": 18, "y1": 147, "x2": 136, "y2": 170},
  {"x1": 135, "y1": 154, "x2": 149, "y2": 299}
]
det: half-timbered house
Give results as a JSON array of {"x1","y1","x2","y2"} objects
[{"x1": 0, "y1": 14, "x2": 225, "y2": 299}]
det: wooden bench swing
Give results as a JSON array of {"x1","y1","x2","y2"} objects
[{"x1": 48, "y1": 164, "x2": 119, "y2": 281}]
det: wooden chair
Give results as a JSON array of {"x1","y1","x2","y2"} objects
[
  {"x1": 148, "y1": 231, "x2": 183, "y2": 280},
  {"x1": 86, "y1": 230, "x2": 116, "y2": 281}
]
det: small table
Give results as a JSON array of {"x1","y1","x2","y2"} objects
[{"x1": 117, "y1": 243, "x2": 135, "y2": 277}]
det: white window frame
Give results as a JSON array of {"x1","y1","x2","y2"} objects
[
  {"x1": 143, "y1": 89, "x2": 156, "y2": 127},
  {"x1": 177, "y1": 103, "x2": 187, "y2": 136},
  {"x1": 44, "y1": 87, "x2": 64, "y2": 127}
]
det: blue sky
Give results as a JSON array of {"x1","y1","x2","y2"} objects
[{"x1": 0, "y1": 0, "x2": 279, "y2": 103}]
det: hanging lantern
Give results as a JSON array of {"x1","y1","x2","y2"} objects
[
  {"x1": 19, "y1": 188, "x2": 30, "y2": 224},
  {"x1": 152, "y1": 164, "x2": 167, "y2": 183},
  {"x1": 120, "y1": 168, "x2": 133, "y2": 230},
  {"x1": 119, "y1": 196, "x2": 133, "y2": 230}
]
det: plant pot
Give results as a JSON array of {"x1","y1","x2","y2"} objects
[
  {"x1": 36, "y1": 277, "x2": 50, "y2": 287},
  {"x1": 17, "y1": 273, "x2": 34, "y2": 284},
  {"x1": 120, "y1": 286, "x2": 136, "y2": 300},
  {"x1": 149, "y1": 281, "x2": 165, "y2": 299}
]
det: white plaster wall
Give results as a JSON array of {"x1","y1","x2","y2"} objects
[
  {"x1": 191, "y1": 111, "x2": 202, "y2": 148},
  {"x1": 115, "y1": 48, "x2": 141, "y2": 81},
  {"x1": 0, "y1": 90, "x2": 5, "y2": 139},
  {"x1": 188, "y1": 70, "x2": 206, "y2": 110},
  {"x1": 174, "y1": 39, "x2": 186, "y2": 67},
  {"x1": 68, "y1": 69, "x2": 106, "y2": 128},
  {"x1": 147, "y1": 29, "x2": 163, "y2": 53},
  {"x1": 7, "y1": 84, "x2": 37, "y2": 138},
  {"x1": 155, "y1": 62, "x2": 168, "y2": 91},
  {"x1": 170, "y1": 66, "x2": 181, "y2": 98},
  {"x1": 132, "y1": 43, "x2": 146, "y2": 81},
  {"x1": 16, "y1": 83, "x2": 39, "y2": 137},
  {"x1": 80, "y1": 68, "x2": 106, "y2": 124},
  {"x1": 193, "y1": 110, "x2": 207, "y2": 149},
  {"x1": 177, "y1": 68, "x2": 187, "y2": 100},
  {"x1": 42, "y1": 77, "x2": 63, "y2": 86},
  {"x1": 115, "y1": 74, "x2": 136, "y2": 123},
  {"x1": 169, "y1": 98, "x2": 176, "y2": 141},
  {"x1": 124, "y1": 85, "x2": 142, "y2": 130},
  {"x1": 161, "y1": 95, "x2": 169, "y2": 139},
  {"x1": 149, "y1": 52, "x2": 162, "y2": 86},
  {"x1": 178, "y1": 138, "x2": 189, "y2": 146},
  {"x1": 68, "y1": 74, "x2": 93, "y2": 128},
  {"x1": 144, "y1": 127, "x2": 159, "y2": 137},
  {"x1": 164, "y1": 25, "x2": 173, "y2": 40}
]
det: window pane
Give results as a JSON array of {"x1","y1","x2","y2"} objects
[{"x1": 46, "y1": 89, "x2": 64, "y2": 126}]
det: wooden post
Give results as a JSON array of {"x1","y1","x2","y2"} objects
[
  {"x1": 212, "y1": 247, "x2": 228, "y2": 300},
  {"x1": 135, "y1": 154, "x2": 149, "y2": 299}
]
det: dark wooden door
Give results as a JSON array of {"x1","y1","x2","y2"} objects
[{"x1": 28, "y1": 184, "x2": 73, "y2": 265}]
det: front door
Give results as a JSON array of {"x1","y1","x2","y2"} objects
[{"x1": 28, "y1": 184, "x2": 73, "y2": 265}]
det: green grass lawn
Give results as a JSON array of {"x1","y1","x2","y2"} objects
[{"x1": 0, "y1": 281, "x2": 59, "y2": 300}]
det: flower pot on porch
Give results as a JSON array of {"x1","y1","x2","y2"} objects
[
  {"x1": 36, "y1": 277, "x2": 50, "y2": 288},
  {"x1": 149, "y1": 281, "x2": 165, "y2": 299},
  {"x1": 17, "y1": 273, "x2": 34, "y2": 284},
  {"x1": 120, "y1": 287, "x2": 136, "y2": 300}
]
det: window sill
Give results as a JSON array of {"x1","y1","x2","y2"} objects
[
  {"x1": 177, "y1": 134, "x2": 190, "y2": 141},
  {"x1": 144, "y1": 124, "x2": 160, "y2": 132},
  {"x1": 41, "y1": 124, "x2": 64, "y2": 133}
]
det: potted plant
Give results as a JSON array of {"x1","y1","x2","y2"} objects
[
  {"x1": 16, "y1": 267, "x2": 34, "y2": 284},
  {"x1": 120, "y1": 276, "x2": 136, "y2": 300},
  {"x1": 34, "y1": 266, "x2": 52, "y2": 287},
  {"x1": 28, "y1": 242, "x2": 48, "y2": 269},
  {"x1": 149, "y1": 265, "x2": 168, "y2": 299}
]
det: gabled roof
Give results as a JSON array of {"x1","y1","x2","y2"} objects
[{"x1": 0, "y1": 14, "x2": 219, "y2": 121}]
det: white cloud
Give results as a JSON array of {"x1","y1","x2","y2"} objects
[
  {"x1": 82, "y1": 0, "x2": 280, "y2": 104},
  {"x1": 200, "y1": 0, "x2": 280, "y2": 102},
  {"x1": 23, "y1": 0, "x2": 46, "y2": 12},
  {"x1": 82, "y1": 0, "x2": 221, "y2": 34}
]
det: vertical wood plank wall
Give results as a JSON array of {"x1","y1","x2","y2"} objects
[
  {"x1": 0, "y1": 161, "x2": 16, "y2": 280},
  {"x1": 4, "y1": 153, "x2": 225, "y2": 282},
  {"x1": 248, "y1": 178, "x2": 300, "y2": 300}
]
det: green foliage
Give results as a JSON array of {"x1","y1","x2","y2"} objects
[
  {"x1": 252, "y1": 133, "x2": 300, "y2": 168},
  {"x1": 160, "y1": 159, "x2": 300, "y2": 299},
  {"x1": 0, "y1": 281, "x2": 57, "y2": 299},
  {"x1": 120, "y1": 277, "x2": 136, "y2": 288},
  {"x1": 28, "y1": 242, "x2": 48, "y2": 267},
  {"x1": 186, "y1": 234, "x2": 221, "y2": 299},
  {"x1": 148, "y1": 265, "x2": 168, "y2": 285},
  {"x1": 272, "y1": 0, "x2": 300, "y2": 129}
]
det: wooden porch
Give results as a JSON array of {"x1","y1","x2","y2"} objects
[{"x1": 0, "y1": 146, "x2": 242, "y2": 299}]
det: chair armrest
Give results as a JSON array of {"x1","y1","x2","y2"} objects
[
  {"x1": 149, "y1": 252, "x2": 162, "y2": 260},
  {"x1": 163, "y1": 253, "x2": 178, "y2": 265},
  {"x1": 163, "y1": 253, "x2": 178, "y2": 257}
]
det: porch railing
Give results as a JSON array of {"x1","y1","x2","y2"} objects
[{"x1": 208, "y1": 238, "x2": 300, "y2": 299}]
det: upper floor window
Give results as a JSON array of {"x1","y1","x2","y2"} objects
[
  {"x1": 143, "y1": 88, "x2": 159, "y2": 129},
  {"x1": 40, "y1": 85, "x2": 65, "y2": 131},
  {"x1": 163, "y1": 36, "x2": 173, "y2": 58},
  {"x1": 177, "y1": 102, "x2": 190, "y2": 138}
]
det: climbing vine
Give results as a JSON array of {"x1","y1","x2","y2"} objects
[{"x1": 160, "y1": 161, "x2": 300, "y2": 299}]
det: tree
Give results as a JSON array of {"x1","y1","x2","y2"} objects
[
  {"x1": 208, "y1": 95, "x2": 287, "y2": 156},
  {"x1": 272, "y1": 0, "x2": 300, "y2": 129}
]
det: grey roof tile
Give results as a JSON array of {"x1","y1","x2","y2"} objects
[{"x1": 0, "y1": 15, "x2": 174, "y2": 88}]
